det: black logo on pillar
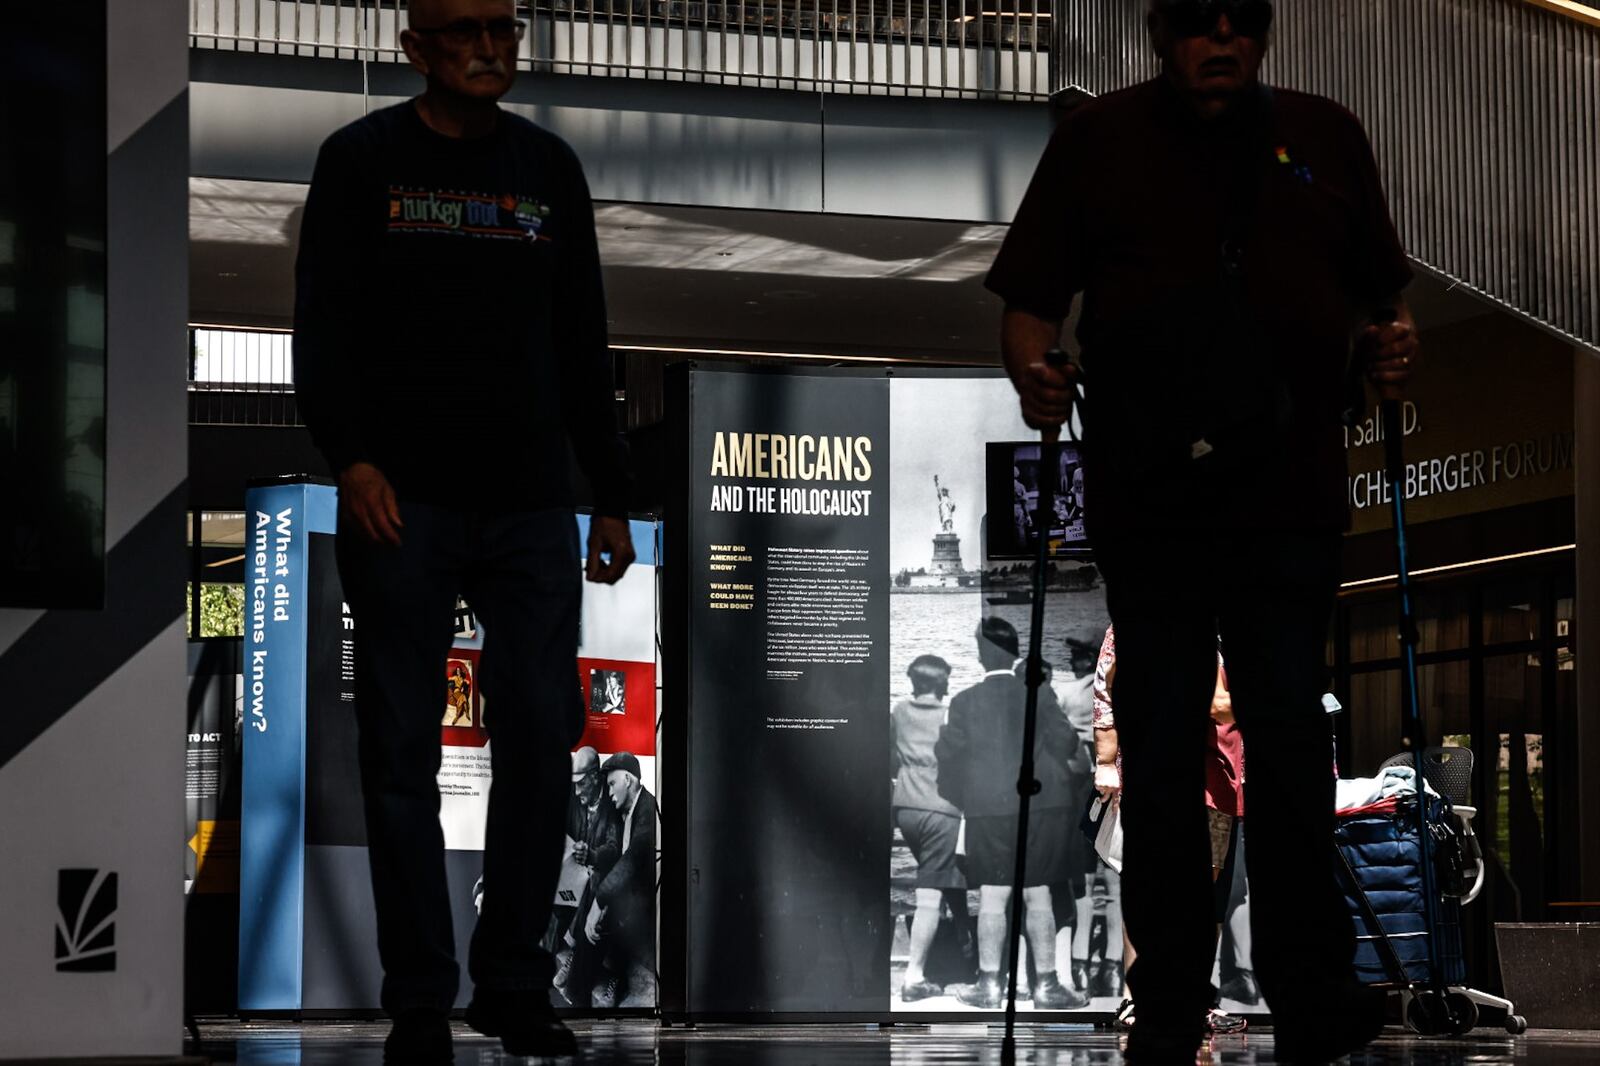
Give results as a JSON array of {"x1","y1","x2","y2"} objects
[{"x1": 55, "y1": 869, "x2": 117, "y2": 972}]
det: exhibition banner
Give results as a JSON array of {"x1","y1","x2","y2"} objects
[
  {"x1": 684, "y1": 369, "x2": 896, "y2": 1011},
  {"x1": 665, "y1": 367, "x2": 1260, "y2": 1019},
  {"x1": 240, "y1": 479, "x2": 660, "y2": 1011},
  {"x1": 671, "y1": 368, "x2": 892, "y2": 1015},
  {"x1": 238, "y1": 480, "x2": 333, "y2": 1011}
]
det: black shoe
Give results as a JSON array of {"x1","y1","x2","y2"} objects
[
  {"x1": 1091, "y1": 961, "x2": 1124, "y2": 999},
  {"x1": 1070, "y1": 958, "x2": 1090, "y2": 994},
  {"x1": 900, "y1": 979, "x2": 944, "y2": 1002},
  {"x1": 1032, "y1": 974, "x2": 1090, "y2": 1010},
  {"x1": 1219, "y1": 968, "x2": 1261, "y2": 1006},
  {"x1": 385, "y1": 1010, "x2": 452, "y2": 1065},
  {"x1": 1274, "y1": 984, "x2": 1386, "y2": 1064},
  {"x1": 955, "y1": 970, "x2": 1005, "y2": 1010},
  {"x1": 465, "y1": 989, "x2": 577, "y2": 1058}
]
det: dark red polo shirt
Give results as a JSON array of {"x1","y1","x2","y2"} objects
[{"x1": 986, "y1": 77, "x2": 1411, "y2": 538}]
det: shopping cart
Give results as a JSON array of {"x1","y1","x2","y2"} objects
[{"x1": 1334, "y1": 746, "x2": 1528, "y2": 1036}]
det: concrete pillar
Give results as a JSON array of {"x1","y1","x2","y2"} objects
[{"x1": 0, "y1": 2, "x2": 188, "y2": 1056}]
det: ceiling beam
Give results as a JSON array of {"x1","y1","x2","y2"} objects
[{"x1": 1523, "y1": 0, "x2": 1600, "y2": 29}]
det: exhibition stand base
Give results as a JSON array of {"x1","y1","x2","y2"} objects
[{"x1": 174, "y1": 1019, "x2": 1595, "y2": 1064}]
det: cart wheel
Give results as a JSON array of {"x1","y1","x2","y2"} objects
[
  {"x1": 1505, "y1": 1014, "x2": 1529, "y2": 1035},
  {"x1": 1406, "y1": 991, "x2": 1451, "y2": 1036},
  {"x1": 1444, "y1": 992, "x2": 1479, "y2": 1035}
]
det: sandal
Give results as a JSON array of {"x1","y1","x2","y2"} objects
[{"x1": 1206, "y1": 1007, "x2": 1248, "y2": 1034}]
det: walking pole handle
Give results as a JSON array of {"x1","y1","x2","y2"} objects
[
  {"x1": 1371, "y1": 307, "x2": 1405, "y2": 403},
  {"x1": 1369, "y1": 307, "x2": 1408, "y2": 457},
  {"x1": 1043, "y1": 347, "x2": 1075, "y2": 445}
]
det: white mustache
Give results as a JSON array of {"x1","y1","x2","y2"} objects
[{"x1": 466, "y1": 58, "x2": 508, "y2": 77}]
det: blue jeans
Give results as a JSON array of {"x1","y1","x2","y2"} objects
[{"x1": 336, "y1": 504, "x2": 585, "y2": 1014}]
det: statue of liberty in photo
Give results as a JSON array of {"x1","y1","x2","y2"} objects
[{"x1": 935, "y1": 476, "x2": 957, "y2": 534}]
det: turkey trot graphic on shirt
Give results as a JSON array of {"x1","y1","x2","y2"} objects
[{"x1": 388, "y1": 186, "x2": 552, "y2": 242}]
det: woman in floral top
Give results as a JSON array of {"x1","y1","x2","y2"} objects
[{"x1": 1092, "y1": 624, "x2": 1247, "y2": 1033}]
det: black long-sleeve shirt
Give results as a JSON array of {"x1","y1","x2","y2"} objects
[
  {"x1": 293, "y1": 101, "x2": 630, "y2": 516},
  {"x1": 986, "y1": 79, "x2": 1410, "y2": 536}
]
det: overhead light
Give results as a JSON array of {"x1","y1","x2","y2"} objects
[
  {"x1": 611, "y1": 342, "x2": 988, "y2": 367},
  {"x1": 190, "y1": 321, "x2": 292, "y2": 333},
  {"x1": 1340, "y1": 544, "x2": 1575, "y2": 589}
]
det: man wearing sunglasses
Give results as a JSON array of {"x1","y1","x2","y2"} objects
[
  {"x1": 293, "y1": 0, "x2": 634, "y2": 1060},
  {"x1": 988, "y1": 1, "x2": 1416, "y2": 1062}
]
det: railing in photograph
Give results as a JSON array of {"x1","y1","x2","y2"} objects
[
  {"x1": 189, "y1": 326, "x2": 303, "y2": 427},
  {"x1": 190, "y1": 0, "x2": 1056, "y2": 100}
]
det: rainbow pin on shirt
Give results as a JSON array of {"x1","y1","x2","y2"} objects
[{"x1": 1275, "y1": 144, "x2": 1313, "y2": 184}]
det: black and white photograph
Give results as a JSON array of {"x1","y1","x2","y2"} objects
[
  {"x1": 521, "y1": 746, "x2": 658, "y2": 1010},
  {"x1": 887, "y1": 376, "x2": 1112, "y2": 1013},
  {"x1": 589, "y1": 668, "x2": 628, "y2": 716},
  {"x1": 985, "y1": 441, "x2": 1091, "y2": 561}
]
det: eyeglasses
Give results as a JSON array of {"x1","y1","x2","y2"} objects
[
  {"x1": 1158, "y1": 0, "x2": 1273, "y2": 40},
  {"x1": 411, "y1": 17, "x2": 527, "y2": 47}
]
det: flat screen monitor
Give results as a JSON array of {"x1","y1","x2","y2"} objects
[{"x1": 984, "y1": 440, "x2": 1092, "y2": 560}]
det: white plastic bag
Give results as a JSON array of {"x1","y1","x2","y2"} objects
[{"x1": 1093, "y1": 796, "x2": 1124, "y2": 872}]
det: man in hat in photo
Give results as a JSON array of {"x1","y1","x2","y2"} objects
[
  {"x1": 589, "y1": 751, "x2": 658, "y2": 1006},
  {"x1": 936, "y1": 617, "x2": 1087, "y2": 1010},
  {"x1": 557, "y1": 746, "x2": 621, "y2": 1006}
]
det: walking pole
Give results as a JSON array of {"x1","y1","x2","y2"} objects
[
  {"x1": 1374, "y1": 310, "x2": 1444, "y2": 998},
  {"x1": 1003, "y1": 349, "x2": 1075, "y2": 1064}
]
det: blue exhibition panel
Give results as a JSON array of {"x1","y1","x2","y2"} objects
[
  {"x1": 238, "y1": 481, "x2": 660, "y2": 1011},
  {"x1": 238, "y1": 480, "x2": 337, "y2": 1011}
]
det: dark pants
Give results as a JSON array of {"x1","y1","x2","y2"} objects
[
  {"x1": 337, "y1": 503, "x2": 585, "y2": 1015},
  {"x1": 1095, "y1": 531, "x2": 1351, "y2": 1044}
]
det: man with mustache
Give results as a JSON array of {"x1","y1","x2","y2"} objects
[
  {"x1": 987, "y1": 1, "x2": 1417, "y2": 1061},
  {"x1": 293, "y1": 0, "x2": 633, "y2": 1060}
]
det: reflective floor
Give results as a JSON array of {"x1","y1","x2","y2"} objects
[{"x1": 191, "y1": 1020, "x2": 1600, "y2": 1065}]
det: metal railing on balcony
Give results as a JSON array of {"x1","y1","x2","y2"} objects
[
  {"x1": 190, "y1": 0, "x2": 1055, "y2": 100},
  {"x1": 186, "y1": 325, "x2": 636, "y2": 427},
  {"x1": 189, "y1": 326, "x2": 303, "y2": 426}
]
